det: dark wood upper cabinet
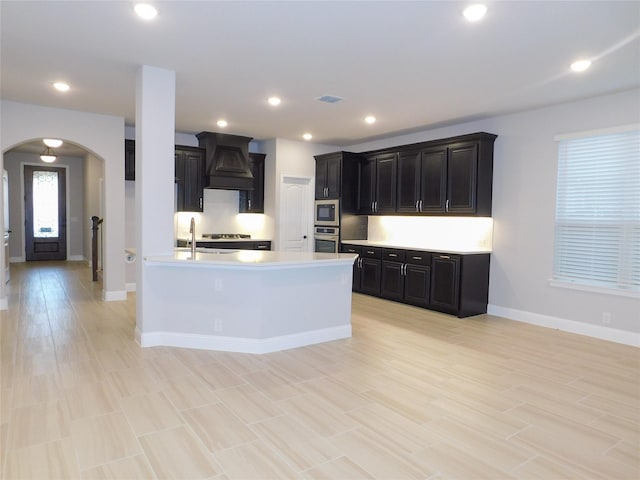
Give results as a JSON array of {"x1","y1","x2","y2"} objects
[
  {"x1": 315, "y1": 154, "x2": 342, "y2": 199},
  {"x1": 358, "y1": 132, "x2": 496, "y2": 216},
  {"x1": 358, "y1": 153, "x2": 397, "y2": 214},
  {"x1": 313, "y1": 152, "x2": 362, "y2": 215},
  {"x1": 239, "y1": 153, "x2": 266, "y2": 213},
  {"x1": 124, "y1": 140, "x2": 205, "y2": 212},
  {"x1": 175, "y1": 146, "x2": 206, "y2": 212}
]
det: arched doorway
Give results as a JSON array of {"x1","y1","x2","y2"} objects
[{"x1": 3, "y1": 138, "x2": 105, "y2": 280}]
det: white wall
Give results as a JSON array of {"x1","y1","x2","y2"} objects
[
  {"x1": 269, "y1": 138, "x2": 339, "y2": 250},
  {"x1": 84, "y1": 152, "x2": 104, "y2": 268},
  {"x1": 4, "y1": 151, "x2": 85, "y2": 261},
  {"x1": 1, "y1": 100, "x2": 126, "y2": 302},
  {"x1": 346, "y1": 89, "x2": 640, "y2": 339}
]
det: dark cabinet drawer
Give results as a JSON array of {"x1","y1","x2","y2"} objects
[
  {"x1": 341, "y1": 244, "x2": 362, "y2": 255},
  {"x1": 361, "y1": 247, "x2": 382, "y2": 259},
  {"x1": 253, "y1": 241, "x2": 271, "y2": 250},
  {"x1": 382, "y1": 248, "x2": 406, "y2": 262},
  {"x1": 405, "y1": 250, "x2": 431, "y2": 266}
]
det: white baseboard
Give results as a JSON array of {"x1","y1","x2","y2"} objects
[
  {"x1": 136, "y1": 324, "x2": 352, "y2": 354},
  {"x1": 487, "y1": 304, "x2": 640, "y2": 347},
  {"x1": 68, "y1": 255, "x2": 85, "y2": 261},
  {"x1": 126, "y1": 283, "x2": 136, "y2": 292},
  {"x1": 102, "y1": 290, "x2": 127, "y2": 301},
  {"x1": 9, "y1": 256, "x2": 24, "y2": 263}
]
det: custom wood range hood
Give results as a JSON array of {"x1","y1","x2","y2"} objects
[{"x1": 196, "y1": 131, "x2": 254, "y2": 190}]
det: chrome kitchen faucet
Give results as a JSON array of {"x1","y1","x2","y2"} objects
[{"x1": 189, "y1": 217, "x2": 196, "y2": 258}]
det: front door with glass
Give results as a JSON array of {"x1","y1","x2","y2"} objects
[{"x1": 24, "y1": 165, "x2": 67, "y2": 261}]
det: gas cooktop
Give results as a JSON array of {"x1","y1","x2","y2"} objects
[{"x1": 201, "y1": 233, "x2": 251, "y2": 240}]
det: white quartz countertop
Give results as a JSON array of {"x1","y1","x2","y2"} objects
[
  {"x1": 145, "y1": 249, "x2": 358, "y2": 270},
  {"x1": 341, "y1": 240, "x2": 491, "y2": 255}
]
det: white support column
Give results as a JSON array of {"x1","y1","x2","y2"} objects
[{"x1": 135, "y1": 65, "x2": 176, "y2": 336}]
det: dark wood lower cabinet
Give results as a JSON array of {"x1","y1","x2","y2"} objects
[
  {"x1": 430, "y1": 253, "x2": 490, "y2": 317},
  {"x1": 342, "y1": 243, "x2": 489, "y2": 318},
  {"x1": 360, "y1": 258, "x2": 382, "y2": 296},
  {"x1": 430, "y1": 254, "x2": 461, "y2": 314},
  {"x1": 404, "y1": 263, "x2": 431, "y2": 308},
  {"x1": 381, "y1": 260, "x2": 404, "y2": 300}
]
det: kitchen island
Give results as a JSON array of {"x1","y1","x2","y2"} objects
[{"x1": 138, "y1": 249, "x2": 358, "y2": 353}]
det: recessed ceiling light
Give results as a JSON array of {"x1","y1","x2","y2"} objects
[
  {"x1": 268, "y1": 96, "x2": 281, "y2": 106},
  {"x1": 364, "y1": 115, "x2": 376, "y2": 125},
  {"x1": 53, "y1": 82, "x2": 70, "y2": 92},
  {"x1": 43, "y1": 138, "x2": 63, "y2": 148},
  {"x1": 134, "y1": 3, "x2": 157, "y2": 20},
  {"x1": 570, "y1": 59, "x2": 592, "y2": 72},
  {"x1": 303, "y1": 133, "x2": 313, "y2": 141},
  {"x1": 217, "y1": 119, "x2": 228, "y2": 128},
  {"x1": 463, "y1": 4, "x2": 487, "y2": 22}
]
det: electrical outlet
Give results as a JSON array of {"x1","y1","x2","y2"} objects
[{"x1": 602, "y1": 312, "x2": 612, "y2": 324}]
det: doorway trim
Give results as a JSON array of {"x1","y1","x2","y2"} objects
[
  {"x1": 20, "y1": 162, "x2": 71, "y2": 262},
  {"x1": 278, "y1": 174, "x2": 313, "y2": 252}
]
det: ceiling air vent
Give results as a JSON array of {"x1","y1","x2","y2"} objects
[{"x1": 316, "y1": 95, "x2": 343, "y2": 104}]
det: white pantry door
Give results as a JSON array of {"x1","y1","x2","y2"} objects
[{"x1": 280, "y1": 176, "x2": 312, "y2": 251}]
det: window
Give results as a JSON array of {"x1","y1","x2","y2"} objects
[
  {"x1": 32, "y1": 170, "x2": 59, "y2": 238},
  {"x1": 553, "y1": 126, "x2": 640, "y2": 296}
]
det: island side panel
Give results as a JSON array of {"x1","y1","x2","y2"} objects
[{"x1": 139, "y1": 261, "x2": 353, "y2": 353}]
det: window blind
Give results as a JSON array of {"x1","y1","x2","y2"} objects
[{"x1": 554, "y1": 128, "x2": 640, "y2": 294}]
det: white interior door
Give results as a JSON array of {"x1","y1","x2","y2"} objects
[{"x1": 280, "y1": 176, "x2": 312, "y2": 252}]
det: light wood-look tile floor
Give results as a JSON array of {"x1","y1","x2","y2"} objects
[{"x1": 1, "y1": 261, "x2": 639, "y2": 479}]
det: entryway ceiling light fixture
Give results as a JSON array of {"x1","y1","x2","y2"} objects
[
  {"x1": 40, "y1": 147, "x2": 57, "y2": 163},
  {"x1": 43, "y1": 138, "x2": 63, "y2": 148}
]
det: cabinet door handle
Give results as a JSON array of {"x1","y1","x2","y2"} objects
[
  {"x1": 374, "y1": 201, "x2": 378, "y2": 213},
  {"x1": 415, "y1": 200, "x2": 420, "y2": 212},
  {"x1": 388, "y1": 253, "x2": 397, "y2": 257},
  {"x1": 325, "y1": 187, "x2": 329, "y2": 197},
  {"x1": 358, "y1": 258, "x2": 363, "y2": 268},
  {"x1": 257, "y1": 245, "x2": 268, "y2": 249},
  {"x1": 199, "y1": 197, "x2": 203, "y2": 209},
  {"x1": 445, "y1": 199, "x2": 449, "y2": 212},
  {"x1": 412, "y1": 256, "x2": 422, "y2": 260},
  {"x1": 439, "y1": 255, "x2": 450, "y2": 259},
  {"x1": 248, "y1": 199, "x2": 251, "y2": 210},
  {"x1": 366, "y1": 250, "x2": 375, "y2": 255},
  {"x1": 419, "y1": 200, "x2": 423, "y2": 212}
]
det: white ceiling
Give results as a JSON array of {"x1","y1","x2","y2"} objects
[{"x1": 2, "y1": 1, "x2": 639, "y2": 148}]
